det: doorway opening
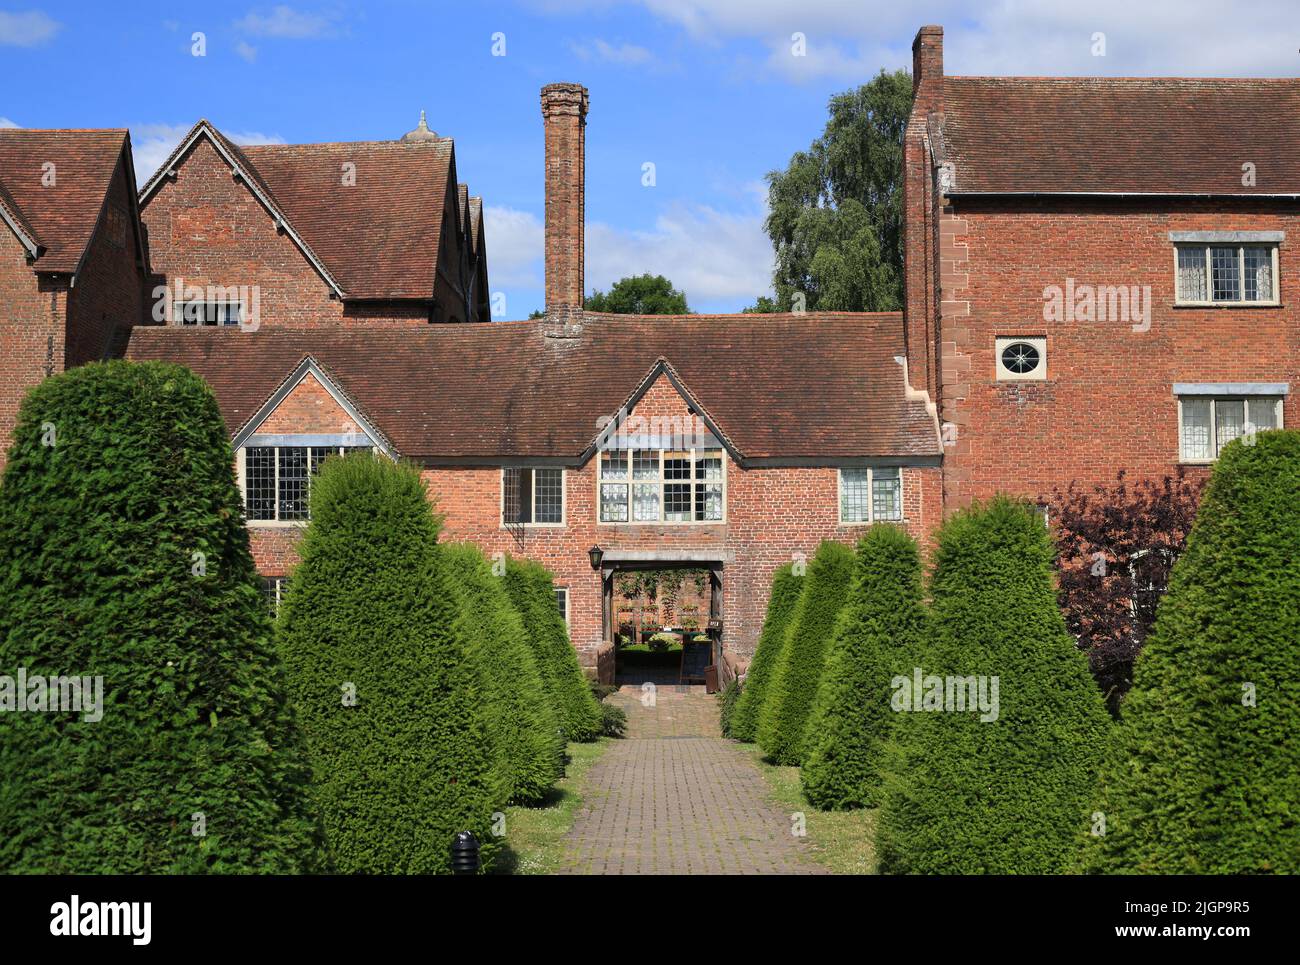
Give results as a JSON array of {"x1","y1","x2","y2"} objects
[{"x1": 602, "y1": 560, "x2": 722, "y2": 687}]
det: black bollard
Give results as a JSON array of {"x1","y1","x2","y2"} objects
[{"x1": 451, "y1": 831, "x2": 480, "y2": 875}]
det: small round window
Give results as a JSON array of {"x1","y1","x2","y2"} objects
[{"x1": 1000, "y1": 341, "x2": 1041, "y2": 375}]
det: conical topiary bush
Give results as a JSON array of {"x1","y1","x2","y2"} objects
[
  {"x1": 503, "y1": 557, "x2": 602, "y2": 743},
  {"x1": 876, "y1": 498, "x2": 1110, "y2": 874},
  {"x1": 441, "y1": 542, "x2": 563, "y2": 805},
  {"x1": 757, "y1": 541, "x2": 856, "y2": 765},
  {"x1": 1082, "y1": 431, "x2": 1300, "y2": 873},
  {"x1": 802, "y1": 525, "x2": 927, "y2": 810},
  {"x1": 0, "y1": 361, "x2": 322, "y2": 873},
  {"x1": 727, "y1": 563, "x2": 803, "y2": 742},
  {"x1": 275, "y1": 453, "x2": 502, "y2": 873}
]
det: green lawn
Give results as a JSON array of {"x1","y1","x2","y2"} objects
[
  {"x1": 617, "y1": 642, "x2": 684, "y2": 654},
  {"x1": 742, "y1": 744, "x2": 879, "y2": 875},
  {"x1": 491, "y1": 738, "x2": 611, "y2": 874}
]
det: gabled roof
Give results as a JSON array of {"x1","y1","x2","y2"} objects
[
  {"x1": 123, "y1": 313, "x2": 941, "y2": 464},
  {"x1": 468, "y1": 196, "x2": 483, "y2": 256},
  {"x1": 231, "y1": 354, "x2": 396, "y2": 457},
  {"x1": 941, "y1": 77, "x2": 1300, "y2": 196},
  {"x1": 139, "y1": 120, "x2": 346, "y2": 297},
  {"x1": 0, "y1": 128, "x2": 139, "y2": 273},
  {"x1": 140, "y1": 119, "x2": 462, "y2": 300}
]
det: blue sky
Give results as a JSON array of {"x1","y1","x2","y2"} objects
[{"x1": 3, "y1": 1, "x2": 1297, "y2": 317}]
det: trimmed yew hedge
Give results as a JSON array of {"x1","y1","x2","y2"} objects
[
  {"x1": 503, "y1": 557, "x2": 602, "y2": 743},
  {"x1": 802, "y1": 525, "x2": 927, "y2": 810},
  {"x1": 0, "y1": 361, "x2": 322, "y2": 873},
  {"x1": 1082, "y1": 431, "x2": 1300, "y2": 873},
  {"x1": 276, "y1": 453, "x2": 502, "y2": 873},
  {"x1": 441, "y1": 542, "x2": 563, "y2": 805},
  {"x1": 758, "y1": 541, "x2": 856, "y2": 765},
  {"x1": 727, "y1": 563, "x2": 803, "y2": 742},
  {"x1": 876, "y1": 498, "x2": 1110, "y2": 874}
]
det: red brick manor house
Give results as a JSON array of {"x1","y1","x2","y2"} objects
[{"x1": 2, "y1": 25, "x2": 1296, "y2": 678}]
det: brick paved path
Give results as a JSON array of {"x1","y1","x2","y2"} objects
[{"x1": 559, "y1": 685, "x2": 827, "y2": 874}]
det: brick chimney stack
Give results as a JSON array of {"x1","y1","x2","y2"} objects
[
  {"x1": 541, "y1": 83, "x2": 588, "y2": 325},
  {"x1": 911, "y1": 24, "x2": 944, "y2": 112},
  {"x1": 902, "y1": 25, "x2": 945, "y2": 400}
]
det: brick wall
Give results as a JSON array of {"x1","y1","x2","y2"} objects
[
  {"x1": 0, "y1": 230, "x2": 66, "y2": 473},
  {"x1": 0, "y1": 150, "x2": 145, "y2": 473},
  {"x1": 939, "y1": 197, "x2": 1300, "y2": 509},
  {"x1": 142, "y1": 136, "x2": 432, "y2": 328},
  {"x1": 238, "y1": 370, "x2": 942, "y2": 669},
  {"x1": 66, "y1": 159, "x2": 147, "y2": 367},
  {"x1": 427, "y1": 375, "x2": 941, "y2": 667}
]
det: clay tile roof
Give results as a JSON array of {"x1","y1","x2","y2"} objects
[
  {"x1": 468, "y1": 196, "x2": 483, "y2": 254},
  {"x1": 239, "y1": 138, "x2": 454, "y2": 299},
  {"x1": 0, "y1": 128, "x2": 127, "y2": 271},
  {"x1": 123, "y1": 313, "x2": 940, "y2": 462},
  {"x1": 942, "y1": 77, "x2": 1300, "y2": 195}
]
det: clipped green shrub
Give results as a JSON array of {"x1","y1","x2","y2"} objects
[
  {"x1": 276, "y1": 453, "x2": 501, "y2": 873},
  {"x1": 717, "y1": 680, "x2": 741, "y2": 738},
  {"x1": 876, "y1": 498, "x2": 1110, "y2": 874},
  {"x1": 802, "y1": 526, "x2": 927, "y2": 810},
  {"x1": 599, "y1": 701, "x2": 628, "y2": 738},
  {"x1": 728, "y1": 563, "x2": 804, "y2": 743},
  {"x1": 503, "y1": 557, "x2": 602, "y2": 742},
  {"x1": 441, "y1": 543, "x2": 563, "y2": 805},
  {"x1": 1082, "y1": 432, "x2": 1300, "y2": 873},
  {"x1": 0, "y1": 361, "x2": 321, "y2": 873},
  {"x1": 758, "y1": 542, "x2": 856, "y2": 765}
]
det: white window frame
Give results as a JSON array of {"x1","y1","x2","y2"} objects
[
  {"x1": 261, "y1": 576, "x2": 286, "y2": 615},
  {"x1": 837, "y1": 467, "x2": 905, "y2": 524},
  {"x1": 595, "y1": 447, "x2": 727, "y2": 525},
  {"x1": 995, "y1": 336, "x2": 1048, "y2": 382},
  {"x1": 554, "y1": 586, "x2": 570, "y2": 627},
  {"x1": 174, "y1": 299, "x2": 245, "y2": 326},
  {"x1": 1176, "y1": 395, "x2": 1283, "y2": 464},
  {"x1": 238, "y1": 444, "x2": 371, "y2": 526},
  {"x1": 1172, "y1": 243, "x2": 1280, "y2": 307},
  {"x1": 500, "y1": 467, "x2": 566, "y2": 528}
]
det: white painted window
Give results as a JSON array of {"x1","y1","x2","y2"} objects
[
  {"x1": 502, "y1": 468, "x2": 565, "y2": 525},
  {"x1": 242, "y1": 445, "x2": 372, "y2": 522},
  {"x1": 598, "y1": 447, "x2": 725, "y2": 523},
  {"x1": 839, "y1": 467, "x2": 903, "y2": 523},
  {"x1": 1178, "y1": 396, "x2": 1281, "y2": 462},
  {"x1": 176, "y1": 299, "x2": 244, "y2": 326},
  {"x1": 1175, "y1": 244, "x2": 1278, "y2": 305},
  {"x1": 260, "y1": 576, "x2": 286, "y2": 616},
  {"x1": 554, "y1": 587, "x2": 569, "y2": 627}
]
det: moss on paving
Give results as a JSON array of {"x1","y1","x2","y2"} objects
[{"x1": 492, "y1": 739, "x2": 611, "y2": 875}]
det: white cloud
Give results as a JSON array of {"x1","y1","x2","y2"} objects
[
  {"x1": 131, "y1": 122, "x2": 286, "y2": 186},
  {"x1": 0, "y1": 9, "x2": 61, "y2": 46},
  {"x1": 483, "y1": 205, "x2": 545, "y2": 290},
  {"x1": 235, "y1": 40, "x2": 258, "y2": 62},
  {"x1": 0, "y1": 117, "x2": 19, "y2": 128},
  {"x1": 235, "y1": 5, "x2": 339, "y2": 39},
  {"x1": 569, "y1": 37, "x2": 657, "y2": 66},
  {"x1": 585, "y1": 201, "x2": 772, "y2": 305},
  {"x1": 484, "y1": 199, "x2": 772, "y2": 312},
  {"x1": 531, "y1": 0, "x2": 1300, "y2": 78}
]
